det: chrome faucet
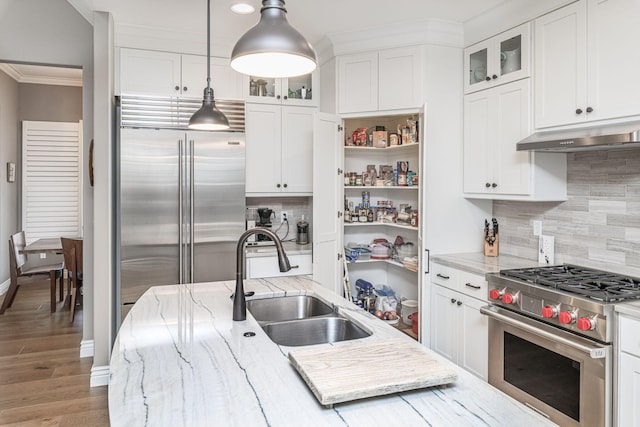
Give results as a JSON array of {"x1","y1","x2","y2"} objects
[{"x1": 233, "y1": 227, "x2": 291, "y2": 321}]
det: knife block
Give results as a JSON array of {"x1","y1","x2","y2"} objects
[{"x1": 484, "y1": 233, "x2": 499, "y2": 257}]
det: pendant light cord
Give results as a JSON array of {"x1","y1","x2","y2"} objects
[{"x1": 206, "y1": 0, "x2": 211, "y2": 92}]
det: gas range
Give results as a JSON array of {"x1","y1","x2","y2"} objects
[{"x1": 487, "y1": 264, "x2": 640, "y2": 343}]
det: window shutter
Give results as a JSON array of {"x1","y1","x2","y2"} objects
[{"x1": 21, "y1": 121, "x2": 82, "y2": 244}]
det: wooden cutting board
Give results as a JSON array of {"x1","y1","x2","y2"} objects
[{"x1": 288, "y1": 337, "x2": 458, "y2": 406}]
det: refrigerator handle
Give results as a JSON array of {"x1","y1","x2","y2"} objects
[
  {"x1": 190, "y1": 138, "x2": 195, "y2": 283},
  {"x1": 178, "y1": 138, "x2": 184, "y2": 284}
]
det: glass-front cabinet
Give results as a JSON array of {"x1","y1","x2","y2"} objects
[
  {"x1": 464, "y1": 22, "x2": 530, "y2": 94},
  {"x1": 244, "y1": 73, "x2": 318, "y2": 106}
]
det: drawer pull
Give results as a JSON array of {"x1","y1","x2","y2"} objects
[
  {"x1": 436, "y1": 273, "x2": 450, "y2": 279},
  {"x1": 465, "y1": 282, "x2": 481, "y2": 290},
  {"x1": 290, "y1": 265, "x2": 299, "y2": 269}
]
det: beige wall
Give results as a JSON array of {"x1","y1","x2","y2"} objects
[{"x1": 19, "y1": 83, "x2": 82, "y2": 122}]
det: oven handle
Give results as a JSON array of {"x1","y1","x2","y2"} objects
[{"x1": 480, "y1": 305, "x2": 609, "y2": 359}]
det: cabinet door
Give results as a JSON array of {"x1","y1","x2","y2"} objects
[
  {"x1": 534, "y1": 1, "x2": 587, "y2": 128},
  {"x1": 493, "y1": 80, "x2": 531, "y2": 195},
  {"x1": 119, "y1": 48, "x2": 181, "y2": 96},
  {"x1": 246, "y1": 254, "x2": 312, "y2": 279},
  {"x1": 430, "y1": 284, "x2": 458, "y2": 363},
  {"x1": 618, "y1": 352, "x2": 640, "y2": 427},
  {"x1": 459, "y1": 296, "x2": 488, "y2": 380},
  {"x1": 281, "y1": 106, "x2": 314, "y2": 193},
  {"x1": 378, "y1": 46, "x2": 423, "y2": 111},
  {"x1": 244, "y1": 76, "x2": 283, "y2": 104},
  {"x1": 245, "y1": 103, "x2": 282, "y2": 193},
  {"x1": 587, "y1": 0, "x2": 640, "y2": 122},
  {"x1": 312, "y1": 113, "x2": 344, "y2": 295},
  {"x1": 210, "y1": 57, "x2": 243, "y2": 100},
  {"x1": 464, "y1": 39, "x2": 492, "y2": 94},
  {"x1": 180, "y1": 54, "x2": 207, "y2": 98},
  {"x1": 284, "y1": 73, "x2": 317, "y2": 106},
  {"x1": 463, "y1": 90, "x2": 492, "y2": 193},
  {"x1": 338, "y1": 52, "x2": 378, "y2": 113}
]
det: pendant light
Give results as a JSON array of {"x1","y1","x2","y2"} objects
[
  {"x1": 189, "y1": 0, "x2": 230, "y2": 131},
  {"x1": 230, "y1": 0, "x2": 316, "y2": 78}
]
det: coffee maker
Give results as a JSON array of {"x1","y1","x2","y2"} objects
[{"x1": 256, "y1": 208, "x2": 275, "y2": 243}]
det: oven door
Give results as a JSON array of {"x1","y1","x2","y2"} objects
[{"x1": 481, "y1": 305, "x2": 611, "y2": 427}]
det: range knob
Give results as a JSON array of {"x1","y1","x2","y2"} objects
[
  {"x1": 541, "y1": 306, "x2": 558, "y2": 318},
  {"x1": 502, "y1": 293, "x2": 517, "y2": 304},
  {"x1": 558, "y1": 311, "x2": 576, "y2": 324},
  {"x1": 577, "y1": 317, "x2": 596, "y2": 331},
  {"x1": 489, "y1": 289, "x2": 503, "y2": 300}
]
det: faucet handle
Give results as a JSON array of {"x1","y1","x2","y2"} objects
[{"x1": 230, "y1": 291, "x2": 255, "y2": 300}]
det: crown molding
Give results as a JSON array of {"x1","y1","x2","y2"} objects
[
  {"x1": 65, "y1": 0, "x2": 94, "y2": 24},
  {"x1": 324, "y1": 18, "x2": 464, "y2": 57},
  {"x1": 0, "y1": 63, "x2": 82, "y2": 87}
]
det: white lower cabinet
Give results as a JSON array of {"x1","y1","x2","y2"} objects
[
  {"x1": 430, "y1": 263, "x2": 488, "y2": 380},
  {"x1": 246, "y1": 254, "x2": 312, "y2": 279},
  {"x1": 617, "y1": 314, "x2": 640, "y2": 427}
]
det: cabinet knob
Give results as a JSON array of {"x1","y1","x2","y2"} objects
[
  {"x1": 283, "y1": 95, "x2": 288, "y2": 100},
  {"x1": 492, "y1": 183, "x2": 497, "y2": 188},
  {"x1": 450, "y1": 298, "x2": 456, "y2": 304},
  {"x1": 183, "y1": 86, "x2": 187, "y2": 92},
  {"x1": 276, "y1": 95, "x2": 281, "y2": 100},
  {"x1": 576, "y1": 108, "x2": 583, "y2": 115},
  {"x1": 586, "y1": 107, "x2": 594, "y2": 113},
  {"x1": 276, "y1": 184, "x2": 281, "y2": 188},
  {"x1": 485, "y1": 77, "x2": 491, "y2": 82},
  {"x1": 485, "y1": 182, "x2": 491, "y2": 188},
  {"x1": 283, "y1": 183, "x2": 288, "y2": 188},
  {"x1": 492, "y1": 74, "x2": 498, "y2": 80},
  {"x1": 457, "y1": 301, "x2": 463, "y2": 306},
  {"x1": 174, "y1": 86, "x2": 180, "y2": 91}
]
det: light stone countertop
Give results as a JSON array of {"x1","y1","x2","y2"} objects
[
  {"x1": 615, "y1": 299, "x2": 640, "y2": 317},
  {"x1": 245, "y1": 241, "x2": 312, "y2": 258},
  {"x1": 109, "y1": 276, "x2": 556, "y2": 427},
  {"x1": 430, "y1": 252, "x2": 543, "y2": 277}
]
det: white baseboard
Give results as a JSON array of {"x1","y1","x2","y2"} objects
[
  {"x1": 90, "y1": 364, "x2": 110, "y2": 387},
  {"x1": 80, "y1": 339, "x2": 94, "y2": 358},
  {"x1": 0, "y1": 278, "x2": 9, "y2": 295}
]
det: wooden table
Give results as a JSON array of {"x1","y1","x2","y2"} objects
[{"x1": 20, "y1": 238, "x2": 63, "y2": 255}]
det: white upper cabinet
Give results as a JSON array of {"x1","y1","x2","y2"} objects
[
  {"x1": 245, "y1": 104, "x2": 314, "y2": 195},
  {"x1": 244, "y1": 73, "x2": 318, "y2": 106},
  {"x1": 463, "y1": 79, "x2": 567, "y2": 201},
  {"x1": 534, "y1": 0, "x2": 640, "y2": 129},
  {"x1": 464, "y1": 23, "x2": 530, "y2": 94},
  {"x1": 118, "y1": 48, "x2": 243, "y2": 99},
  {"x1": 338, "y1": 46, "x2": 423, "y2": 113}
]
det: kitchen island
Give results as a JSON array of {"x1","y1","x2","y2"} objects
[{"x1": 109, "y1": 276, "x2": 556, "y2": 426}]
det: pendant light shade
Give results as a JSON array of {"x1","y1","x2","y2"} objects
[
  {"x1": 230, "y1": 0, "x2": 317, "y2": 78},
  {"x1": 188, "y1": 0, "x2": 230, "y2": 131}
]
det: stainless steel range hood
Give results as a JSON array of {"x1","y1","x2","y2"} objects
[{"x1": 517, "y1": 121, "x2": 640, "y2": 152}]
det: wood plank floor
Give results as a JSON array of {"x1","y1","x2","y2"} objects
[{"x1": 0, "y1": 278, "x2": 109, "y2": 426}]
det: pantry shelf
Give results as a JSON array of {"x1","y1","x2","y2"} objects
[
  {"x1": 348, "y1": 258, "x2": 419, "y2": 272},
  {"x1": 344, "y1": 144, "x2": 419, "y2": 153},
  {"x1": 344, "y1": 222, "x2": 418, "y2": 231},
  {"x1": 344, "y1": 186, "x2": 419, "y2": 191}
]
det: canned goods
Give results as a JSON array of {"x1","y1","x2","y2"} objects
[
  {"x1": 362, "y1": 191, "x2": 370, "y2": 208},
  {"x1": 410, "y1": 211, "x2": 419, "y2": 227}
]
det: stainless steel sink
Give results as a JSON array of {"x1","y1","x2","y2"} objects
[
  {"x1": 246, "y1": 295, "x2": 334, "y2": 323},
  {"x1": 260, "y1": 317, "x2": 371, "y2": 347}
]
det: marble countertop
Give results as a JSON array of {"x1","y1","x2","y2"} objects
[
  {"x1": 430, "y1": 252, "x2": 543, "y2": 276},
  {"x1": 615, "y1": 299, "x2": 640, "y2": 317},
  {"x1": 109, "y1": 276, "x2": 556, "y2": 427},
  {"x1": 246, "y1": 241, "x2": 312, "y2": 258}
]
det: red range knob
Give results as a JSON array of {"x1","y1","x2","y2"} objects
[
  {"x1": 502, "y1": 293, "x2": 515, "y2": 304},
  {"x1": 489, "y1": 289, "x2": 502, "y2": 300},
  {"x1": 577, "y1": 317, "x2": 595, "y2": 331},
  {"x1": 541, "y1": 306, "x2": 557, "y2": 318},
  {"x1": 558, "y1": 311, "x2": 575, "y2": 324}
]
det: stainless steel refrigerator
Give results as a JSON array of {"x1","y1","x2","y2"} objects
[{"x1": 115, "y1": 96, "x2": 246, "y2": 321}]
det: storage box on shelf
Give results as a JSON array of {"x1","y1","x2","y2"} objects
[
  {"x1": 464, "y1": 22, "x2": 530, "y2": 94},
  {"x1": 118, "y1": 48, "x2": 243, "y2": 100},
  {"x1": 534, "y1": 0, "x2": 640, "y2": 128},
  {"x1": 430, "y1": 262, "x2": 488, "y2": 380}
]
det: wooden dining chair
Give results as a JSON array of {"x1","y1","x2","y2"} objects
[
  {"x1": 1, "y1": 232, "x2": 64, "y2": 314},
  {"x1": 61, "y1": 237, "x2": 83, "y2": 322}
]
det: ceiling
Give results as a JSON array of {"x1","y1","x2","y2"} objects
[{"x1": 71, "y1": 0, "x2": 509, "y2": 46}]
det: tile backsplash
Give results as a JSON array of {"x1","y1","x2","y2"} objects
[{"x1": 494, "y1": 150, "x2": 640, "y2": 274}]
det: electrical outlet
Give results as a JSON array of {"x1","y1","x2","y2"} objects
[
  {"x1": 538, "y1": 235, "x2": 555, "y2": 264},
  {"x1": 281, "y1": 211, "x2": 288, "y2": 222},
  {"x1": 533, "y1": 220, "x2": 542, "y2": 236}
]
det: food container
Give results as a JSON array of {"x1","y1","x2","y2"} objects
[
  {"x1": 409, "y1": 312, "x2": 419, "y2": 334},
  {"x1": 401, "y1": 299, "x2": 418, "y2": 325}
]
